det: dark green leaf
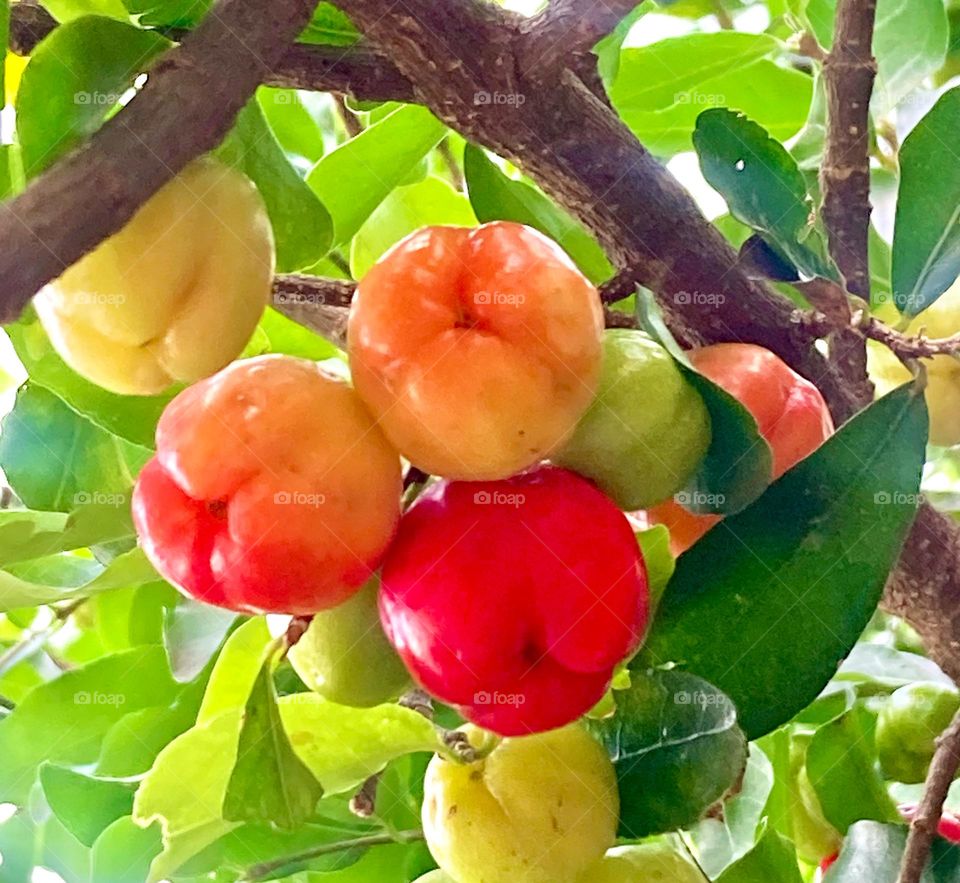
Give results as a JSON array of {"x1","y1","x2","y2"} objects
[
  {"x1": 807, "y1": 705, "x2": 901, "y2": 831},
  {"x1": 217, "y1": 99, "x2": 332, "y2": 272},
  {"x1": 464, "y1": 145, "x2": 614, "y2": 284},
  {"x1": 307, "y1": 104, "x2": 446, "y2": 247},
  {"x1": 40, "y1": 763, "x2": 136, "y2": 846},
  {"x1": 892, "y1": 88, "x2": 960, "y2": 315},
  {"x1": 16, "y1": 16, "x2": 169, "y2": 177},
  {"x1": 587, "y1": 669, "x2": 747, "y2": 837},
  {"x1": 636, "y1": 384, "x2": 928, "y2": 738},
  {"x1": 0, "y1": 646, "x2": 178, "y2": 802},
  {"x1": 826, "y1": 821, "x2": 960, "y2": 882},
  {"x1": 694, "y1": 109, "x2": 835, "y2": 280},
  {"x1": 714, "y1": 824, "x2": 804, "y2": 883},
  {"x1": 638, "y1": 292, "x2": 772, "y2": 514},
  {"x1": 0, "y1": 384, "x2": 150, "y2": 513},
  {"x1": 223, "y1": 661, "x2": 323, "y2": 828}
]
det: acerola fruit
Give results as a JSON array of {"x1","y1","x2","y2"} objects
[
  {"x1": 379, "y1": 465, "x2": 649, "y2": 735},
  {"x1": 580, "y1": 843, "x2": 703, "y2": 882},
  {"x1": 645, "y1": 343, "x2": 834, "y2": 555},
  {"x1": 347, "y1": 222, "x2": 603, "y2": 480},
  {"x1": 554, "y1": 329, "x2": 711, "y2": 509},
  {"x1": 132, "y1": 356, "x2": 402, "y2": 614},
  {"x1": 288, "y1": 578, "x2": 410, "y2": 706},
  {"x1": 869, "y1": 282, "x2": 960, "y2": 446},
  {"x1": 35, "y1": 158, "x2": 273, "y2": 395},
  {"x1": 876, "y1": 682, "x2": 960, "y2": 783},
  {"x1": 817, "y1": 852, "x2": 838, "y2": 880},
  {"x1": 422, "y1": 724, "x2": 618, "y2": 883}
]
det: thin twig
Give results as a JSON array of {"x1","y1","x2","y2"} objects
[
  {"x1": 334, "y1": 94, "x2": 364, "y2": 138},
  {"x1": 243, "y1": 829, "x2": 424, "y2": 882},
  {"x1": 0, "y1": 598, "x2": 87, "y2": 679},
  {"x1": 899, "y1": 709, "x2": 960, "y2": 883},
  {"x1": 349, "y1": 772, "x2": 381, "y2": 818}
]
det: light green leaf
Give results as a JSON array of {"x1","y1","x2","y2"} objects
[
  {"x1": 307, "y1": 105, "x2": 446, "y2": 247},
  {"x1": 279, "y1": 695, "x2": 444, "y2": 795},
  {"x1": 16, "y1": 16, "x2": 169, "y2": 177},
  {"x1": 351, "y1": 176, "x2": 476, "y2": 279},
  {"x1": 216, "y1": 99, "x2": 333, "y2": 272},
  {"x1": 715, "y1": 823, "x2": 804, "y2": 883},
  {"x1": 42, "y1": 0, "x2": 129, "y2": 21},
  {"x1": 91, "y1": 816, "x2": 163, "y2": 883},
  {"x1": 197, "y1": 616, "x2": 270, "y2": 724},
  {"x1": 0, "y1": 646, "x2": 178, "y2": 802},
  {"x1": 464, "y1": 146, "x2": 614, "y2": 284}
]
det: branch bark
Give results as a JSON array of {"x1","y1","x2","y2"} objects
[
  {"x1": 898, "y1": 708, "x2": 960, "y2": 883},
  {"x1": 0, "y1": 0, "x2": 317, "y2": 322}
]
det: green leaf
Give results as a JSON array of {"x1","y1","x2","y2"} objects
[
  {"x1": 257, "y1": 86, "x2": 325, "y2": 165},
  {"x1": 595, "y1": 2, "x2": 650, "y2": 87},
  {"x1": 638, "y1": 292, "x2": 773, "y2": 514},
  {"x1": 463, "y1": 146, "x2": 614, "y2": 284},
  {"x1": 636, "y1": 384, "x2": 928, "y2": 738},
  {"x1": 299, "y1": 2, "x2": 361, "y2": 46},
  {"x1": 0, "y1": 646, "x2": 178, "y2": 802},
  {"x1": 0, "y1": 547, "x2": 159, "y2": 610},
  {"x1": 610, "y1": 32, "x2": 782, "y2": 113},
  {"x1": 892, "y1": 88, "x2": 960, "y2": 316},
  {"x1": 689, "y1": 745, "x2": 774, "y2": 878},
  {"x1": 350, "y1": 176, "x2": 476, "y2": 279},
  {"x1": 636, "y1": 524, "x2": 675, "y2": 608},
  {"x1": 694, "y1": 108, "x2": 835, "y2": 280},
  {"x1": 0, "y1": 384, "x2": 151, "y2": 513},
  {"x1": 587, "y1": 669, "x2": 747, "y2": 838},
  {"x1": 223, "y1": 661, "x2": 323, "y2": 828},
  {"x1": 7, "y1": 310, "x2": 173, "y2": 447},
  {"x1": 806, "y1": 0, "x2": 948, "y2": 114},
  {"x1": 197, "y1": 616, "x2": 270, "y2": 724},
  {"x1": 0, "y1": 0, "x2": 7, "y2": 103},
  {"x1": 0, "y1": 505, "x2": 133, "y2": 566},
  {"x1": 16, "y1": 16, "x2": 169, "y2": 177},
  {"x1": 163, "y1": 601, "x2": 237, "y2": 683},
  {"x1": 826, "y1": 820, "x2": 960, "y2": 882},
  {"x1": 91, "y1": 816, "x2": 163, "y2": 883},
  {"x1": 278, "y1": 695, "x2": 444, "y2": 795},
  {"x1": 307, "y1": 105, "x2": 446, "y2": 247},
  {"x1": 216, "y1": 98, "x2": 332, "y2": 272},
  {"x1": 40, "y1": 763, "x2": 136, "y2": 846},
  {"x1": 807, "y1": 705, "x2": 901, "y2": 832},
  {"x1": 615, "y1": 58, "x2": 812, "y2": 155},
  {"x1": 42, "y1": 0, "x2": 129, "y2": 21},
  {"x1": 714, "y1": 823, "x2": 804, "y2": 883}
]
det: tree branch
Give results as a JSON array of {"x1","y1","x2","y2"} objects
[
  {"x1": 0, "y1": 0, "x2": 317, "y2": 323},
  {"x1": 898, "y1": 708, "x2": 960, "y2": 883},
  {"x1": 820, "y1": 0, "x2": 878, "y2": 301}
]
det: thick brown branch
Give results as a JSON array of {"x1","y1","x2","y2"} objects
[
  {"x1": 898, "y1": 708, "x2": 960, "y2": 883},
  {"x1": 0, "y1": 0, "x2": 317, "y2": 324},
  {"x1": 820, "y1": 0, "x2": 878, "y2": 301}
]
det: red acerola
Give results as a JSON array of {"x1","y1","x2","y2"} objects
[
  {"x1": 379, "y1": 466, "x2": 649, "y2": 735},
  {"x1": 132, "y1": 355, "x2": 403, "y2": 615}
]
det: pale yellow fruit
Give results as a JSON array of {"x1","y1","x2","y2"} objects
[
  {"x1": 578, "y1": 843, "x2": 703, "y2": 882},
  {"x1": 422, "y1": 724, "x2": 618, "y2": 883},
  {"x1": 35, "y1": 158, "x2": 274, "y2": 395}
]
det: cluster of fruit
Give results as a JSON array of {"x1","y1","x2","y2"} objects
[{"x1": 37, "y1": 161, "x2": 848, "y2": 882}]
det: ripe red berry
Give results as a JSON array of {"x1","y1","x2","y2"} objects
[{"x1": 379, "y1": 466, "x2": 649, "y2": 735}]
